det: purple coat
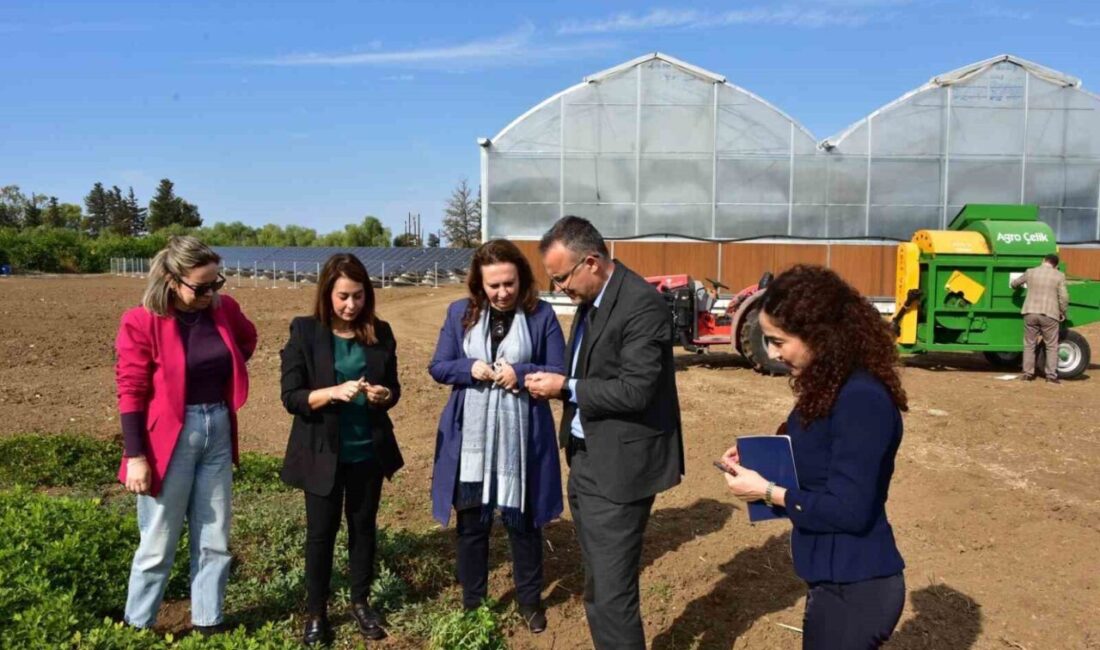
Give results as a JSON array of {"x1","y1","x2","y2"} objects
[{"x1": 428, "y1": 298, "x2": 565, "y2": 528}]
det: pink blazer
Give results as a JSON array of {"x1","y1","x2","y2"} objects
[{"x1": 115, "y1": 294, "x2": 257, "y2": 496}]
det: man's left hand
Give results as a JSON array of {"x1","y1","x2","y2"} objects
[{"x1": 526, "y1": 372, "x2": 566, "y2": 400}]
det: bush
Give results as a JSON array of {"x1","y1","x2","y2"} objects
[
  {"x1": 0, "y1": 227, "x2": 169, "y2": 274},
  {"x1": 428, "y1": 602, "x2": 508, "y2": 650},
  {"x1": 233, "y1": 453, "x2": 290, "y2": 494},
  {"x1": 0, "y1": 489, "x2": 134, "y2": 646},
  {"x1": 0, "y1": 434, "x2": 118, "y2": 489},
  {"x1": 0, "y1": 436, "x2": 289, "y2": 496}
]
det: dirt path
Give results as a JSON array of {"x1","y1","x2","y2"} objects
[{"x1": 2, "y1": 275, "x2": 1098, "y2": 649}]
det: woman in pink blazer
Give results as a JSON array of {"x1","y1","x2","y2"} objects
[{"x1": 115, "y1": 236, "x2": 256, "y2": 634}]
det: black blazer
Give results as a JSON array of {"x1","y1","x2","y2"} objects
[
  {"x1": 562, "y1": 262, "x2": 685, "y2": 503},
  {"x1": 279, "y1": 316, "x2": 404, "y2": 495}
]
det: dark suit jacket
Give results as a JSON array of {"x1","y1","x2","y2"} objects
[
  {"x1": 563, "y1": 261, "x2": 684, "y2": 503},
  {"x1": 279, "y1": 316, "x2": 404, "y2": 496}
]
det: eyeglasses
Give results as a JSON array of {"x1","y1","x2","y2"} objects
[
  {"x1": 549, "y1": 258, "x2": 587, "y2": 290},
  {"x1": 175, "y1": 273, "x2": 226, "y2": 296}
]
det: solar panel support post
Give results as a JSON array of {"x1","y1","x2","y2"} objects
[
  {"x1": 253, "y1": 261, "x2": 258, "y2": 288},
  {"x1": 293, "y1": 262, "x2": 297, "y2": 289},
  {"x1": 316, "y1": 262, "x2": 320, "y2": 281},
  {"x1": 237, "y1": 261, "x2": 241, "y2": 288},
  {"x1": 272, "y1": 261, "x2": 276, "y2": 289},
  {"x1": 382, "y1": 262, "x2": 385, "y2": 289},
  {"x1": 435, "y1": 262, "x2": 438, "y2": 288}
]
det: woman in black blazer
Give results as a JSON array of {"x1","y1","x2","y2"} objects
[{"x1": 280, "y1": 253, "x2": 404, "y2": 646}]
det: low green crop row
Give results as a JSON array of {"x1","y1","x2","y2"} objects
[{"x1": 0, "y1": 434, "x2": 513, "y2": 649}]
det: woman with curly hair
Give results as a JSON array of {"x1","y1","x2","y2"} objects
[{"x1": 721, "y1": 264, "x2": 908, "y2": 649}]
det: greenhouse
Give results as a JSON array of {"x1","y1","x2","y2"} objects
[{"x1": 481, "y1": 53, "x2": 1100, "y2": 244}]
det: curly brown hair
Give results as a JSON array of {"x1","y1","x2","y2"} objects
[
  {"x1": 462, "y1": 239, "x2": 540, "y2": 331},
  {"x1": 761, "y1": 264, "x2": 907, "y2": 424}
]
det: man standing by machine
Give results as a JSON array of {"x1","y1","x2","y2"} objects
[{"x1": 1011, "y1": 254, "x2": 1069, "y2": 383}]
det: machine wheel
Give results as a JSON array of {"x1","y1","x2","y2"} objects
[
  {"x1": 1038, "y1": 329, "x2": 1091, "y2": 380},
  {"x1": 740, "y1": 307, "x2": 789, "y2": 376},
  {"x1": 982, "y1": 351, "x2": 1023, "y2": 369}
]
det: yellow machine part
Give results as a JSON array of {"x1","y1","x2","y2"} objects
[
  {"x1": 895, "y1": 242, "x2": 920, "y2": 344},
  {"x1": 945, "y1": 270, "x2": 986, "y2": 304},
  {"x1": 912, "y1": 230, "x2": 990, "y2": 255}
]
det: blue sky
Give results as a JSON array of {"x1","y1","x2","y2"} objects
[{"x1": 3, "y1": 0, "x2": 1100, "y2": 238}]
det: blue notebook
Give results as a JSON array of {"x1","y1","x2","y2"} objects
[{"x1": 737, "y1": 435, "x2": 799, "y2": 522}]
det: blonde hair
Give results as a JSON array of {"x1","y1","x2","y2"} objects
[{"x1": 142, "y1": 236, "x2": 222, "y2": 316}]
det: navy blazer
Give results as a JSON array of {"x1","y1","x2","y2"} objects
[
  {"x1": 782, "y1": 371, "x2": 906, "y2": 584},
  {"x1": 428, "y1": 299, "x2": 565, "y2": 528}
]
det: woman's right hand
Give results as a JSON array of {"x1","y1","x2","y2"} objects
[
  {"x1": 330, "y1": 379, "x2": 365, "y2": 402},
  {"x1": 471, "y1": 360, "x2": 495, "y2": 382},
  {"x1": 721, "y1": 444, "x2": 740, "y2": 468},
  {"x1": 125, "y1": 456, "x2": 151, "y2": 495}
]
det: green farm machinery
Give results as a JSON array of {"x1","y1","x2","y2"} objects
[{"x1": 893, "y1": 204, "x2": 1100, "y2": 379}]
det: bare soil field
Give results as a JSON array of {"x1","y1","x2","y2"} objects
[{"x1": 2, "y1": 275, "x2": 1098, "y2": 649}]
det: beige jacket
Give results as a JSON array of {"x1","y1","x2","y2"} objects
[{"x1": 1010, "y1": 263, "x2": 1069, "y2": 320}]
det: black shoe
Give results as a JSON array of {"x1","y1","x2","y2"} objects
[
  {"x1": 1022, "y1": 374, "x2": 1037, "y2": 381},
  {"x1": 192, "y1": 623, "x2": 227, "y2": 637},
  {"x1": 350, "y1": 602, "x2": 387, "y2": 640},
  {"x1": 1047, "y1": 378, "x2": 1062, "y2": 385},
  {"x1": 303, "y1": 615, "x2": 333, "y2": 646},
  {"x1": 518, "y1": 603, "x2": 547, "y2": 634}
]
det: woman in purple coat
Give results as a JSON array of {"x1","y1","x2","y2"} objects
[{"x1": 429, "y1": 239, "x2": 565, "y2": 634}]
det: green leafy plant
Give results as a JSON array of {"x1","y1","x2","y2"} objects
[
  {"x1": 0, "y1": 434, "x2": 118, "y2": 489},
  {"x1": 233, "y1": 453, "x2": 290, "y2": 494},
  {"x1": 428, "y1": 602, "x2": 507, "y2": 650}
]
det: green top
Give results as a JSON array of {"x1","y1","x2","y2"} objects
[{"x1": 333, "y1": 336, "x2": 372, "y2": 463}]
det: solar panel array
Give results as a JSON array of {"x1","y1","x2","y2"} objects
[{"x1": 212, "y1": 246, "x2": 474, "y2": 280}]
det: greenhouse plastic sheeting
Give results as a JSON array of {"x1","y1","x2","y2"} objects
[{"x1": 483, "y1": 53, "x2": 1100, "y2": 243}]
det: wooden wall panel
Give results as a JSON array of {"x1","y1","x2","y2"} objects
[
  {"x1": 512, "y1": 238, "x2": 936, "y2": 298},
  {"x1": 1061, "y1": 247, "x2": 1100, "y2": 280},
  {"x1": 719, "y1": 243, "x2": 827, "y2": 291},
  {"x1": 513, "y1": 240, "x2": 550, "y2": 290},
  {"x1": 829, "y1": 245, "x2": 896, "y2": 297},
  {"x1": 611, "y1": 241, "x2": 718, "y2": 282}
]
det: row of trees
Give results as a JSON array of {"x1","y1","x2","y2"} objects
[
  {"x1": 1, "y1": 177, "x2": 483, "y2": 271},
  {"x1": 0, "y1": 179, "x2": 200, "y2": 238}
]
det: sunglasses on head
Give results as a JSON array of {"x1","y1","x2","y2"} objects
[{"x1": 175, "y1": 273, "x2": 226, "y2": 296}]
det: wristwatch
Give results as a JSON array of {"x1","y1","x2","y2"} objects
[{"x1": 560, "y1": 383, "x2": 572, "y2": 401}]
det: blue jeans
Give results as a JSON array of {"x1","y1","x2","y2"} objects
[{"x1": 125, "y1": 402, "x2": 233, "y2": 628}]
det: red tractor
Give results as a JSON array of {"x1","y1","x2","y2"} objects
[{"x1": 644, "y1": 273, "x2": 789, "y2": 375}]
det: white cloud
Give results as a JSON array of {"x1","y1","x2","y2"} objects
[
  {"x1": 250, "y1": 23, "x2": 614, "y2": 68},
  {"x1": 973, "y1": 3, "x2": 1032, "y2": 20},
  {"x1": 558, "y1": 5, "x2": 882, "y2": 34},
  {"x1": 1068, "y1": 17, "x2": 1100, "y2": 28}
]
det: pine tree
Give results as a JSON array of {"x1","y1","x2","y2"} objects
[
  {"x1": 83, "y1": 182, "x2": 111, "y2": 236},
  {"x1": 177, "y1": 200, "x2": 201, "y2": 228},
  {"x1": 107, "y1": 185, "x2": 130, "y2": 236},
  {"x1": 43, "y1": 197, "x2": 64, "y2": 228},
  {"x1": 125, "y1": 187, "x2": 147, "y2": 235},
  {"x1": 442, "y1": 178, "x2": 481, "y2": 248},
  {"x1": 147, "y1": 179, "x2": 178, "y2": 231},
  {"x1": 22, "y1": 193, "x2": 45, "y2": 228},
  {"x1": 428, "y1": 232, "x2": 441, "y2": 248}
]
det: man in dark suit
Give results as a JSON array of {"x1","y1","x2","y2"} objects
[{"x1": 527, "y1": 216, "x2": 684, "y2": 649}]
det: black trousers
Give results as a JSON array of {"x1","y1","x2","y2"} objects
[
  {"x1": 304, "y1": 460, "x2": 384, "y2": 616},
  {"x1": 567, "y1": 446, "x2": 655, "y2": 650},
  {"x1": 455, "y1": 506, "x2": 543, "y2": 610},
  {"x1": 803, "y1": 572, "x2": 906, "y2": 650}
]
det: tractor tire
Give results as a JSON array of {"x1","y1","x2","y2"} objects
[
  {"x1": 1037, "y1": 329, "x2": 1091, "y2": 380},
  {"x1": 983, "y1": 351, "x2": 1023, "y2": 369},
  {"x1": 740, "y1": 307, "x2": 789, "y2": 376}
]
